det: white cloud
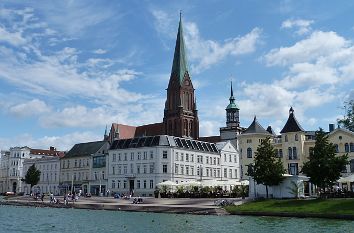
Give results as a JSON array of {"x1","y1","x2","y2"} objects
[
  {"x1": 281, "y1": 19, "x2": 314, "y2": 35},
  {"x1": 264, "y1": 31, "x2": 349, "y2": 66},
  {"x1": 9, "y1": 99, "x2": 49, "y2": 117},
  {"x1": 151, "y1": 9, "x2": 175, "y2": 38},
  {"x1": 0, "y1": 26, "x2": 26, "y2": 46},
  {"x1": 93, "y1": 49, "x2": 107, "y2": 54},
  {"x1": 185, "y1": 23, "x2": 262, "y2": 73},
  {"x1": 0, "y1": 131, "x2": 101, "y2": 151}
]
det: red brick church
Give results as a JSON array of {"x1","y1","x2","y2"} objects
[{"x1": 105, "y1": 15, "x2": 200, "y2": 143}]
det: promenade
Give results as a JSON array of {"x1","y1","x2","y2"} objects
[{"x1": 1, "y1": 196, "x2": 248, "y2": 215}]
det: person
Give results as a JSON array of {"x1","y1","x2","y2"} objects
[
  {"x1": 41, "y1": 193, "x2": 45, "y2": 202},
  {"x1": 50, "y1": 193, "x2": 54, "y2": 203},
  {"x1": 64, "y1": 194, "x2": 67, "y2": 205}
]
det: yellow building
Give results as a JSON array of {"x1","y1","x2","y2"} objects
[{"x1": 239, "y1": 107, "x2": 354, "y2": 181}]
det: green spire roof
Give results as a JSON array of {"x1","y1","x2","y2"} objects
[
  {"x1": 170, "y1": 14, "x2": 189, "y2": 85},
  {"x1": 226, "y1": 81, "x2": 239, "y2": 110}
]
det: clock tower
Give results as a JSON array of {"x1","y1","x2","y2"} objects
[{"x1": 163, "y1": 15, "x2": 199, "y2": 138}]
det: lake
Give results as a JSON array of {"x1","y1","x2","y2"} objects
[{"x1": 0, "y1": 205, "x2": 353, "y2": 233}]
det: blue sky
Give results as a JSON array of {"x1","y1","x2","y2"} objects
[{"x1": 0, "y1": 0, "x2": 353, "y2": 150}]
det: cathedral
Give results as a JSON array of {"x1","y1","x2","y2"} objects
[{"x1": 105, "y1": 15, "x2": 202, "y2": 143}]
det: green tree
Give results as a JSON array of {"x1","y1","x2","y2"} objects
[
  {"x1": 23, "y1": 164, "x2": 41, "y2": 192},
  {"x1": 301, "y1": 128, "x2": 348, "y2": 195},
  {"x1": 337, "y1": 100, "x2": 354, "y2": 132},
  {"x1": 251, "y1": 137, "x2": 285, "y2": 198}
]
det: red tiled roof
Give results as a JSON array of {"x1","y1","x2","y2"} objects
[
  {"x1": 135, "y1": 123, "x2": 164, "y2": 137},
  {"x1": 108, "y1": 122, "x2": 164, "y2": 142},
  {"x1": 30, "y1": 149, "x2": 64, "y2": 157}
]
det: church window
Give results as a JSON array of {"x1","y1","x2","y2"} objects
[
  {"x1": 247, "y1": 148, "x2": 252, "y2": 158},
  {"x1": 345, "y1": 143, "x2": 349, "y2": 153}
]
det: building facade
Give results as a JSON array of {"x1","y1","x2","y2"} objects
[
  {"x1": 108, "y1": 135, "x2": 239, "y2": 197},
  {"x1": 59, "y1": 141, "x2": 110, "y2": 195},
  {"x1": 23, "y1": 156, "x2": 61, "y2": 195}
]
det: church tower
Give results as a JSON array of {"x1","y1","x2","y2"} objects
[
  {"x1": 163, "y1": 14, "x2": 199, "y2": 138},
  {"x1": 220, "y1": 82, "x2": 243, "y2": 147}
]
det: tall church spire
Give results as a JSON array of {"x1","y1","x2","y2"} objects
[
  {"x1": 170, "y1": 13, "x2": 189, "y2": 85},
  {"x1": 163, "y1": 14, "x2": 199, "y2": 139}
]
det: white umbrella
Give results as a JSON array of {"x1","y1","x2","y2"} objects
[
  {"x1": 156, "y1": 180, "x2": 177, "y2": 187},
  {"x1": 338, "y1": 174, "x2": 354, "y2": 183}
]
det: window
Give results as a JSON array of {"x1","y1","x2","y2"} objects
[
  {"x1": 117, "y1": 180, "x2": 121, "y2": 189},
  {"x1": 293, "y1": 147, "x2": 297, "y2": 159},
  {"x1": 191, "y1": 154, "x2": 194, "y2": 162},
  {"x1": 113, "y1": 154, "x2": 116, "y2": 162},
  {"x1": 191, "y1": 167, "x2": 194, "y2": 175},
  {"x1": 234, "y1": 155, "x2": 237, "y2": 163},
  {"x1": 175, "y1": 152, "x2": 179, "y2": 161},
  {"x1": 143, "y1": 152, "x2": 147, "y2": 160},
  {"x1": 163, "y1": 165, "x2": 167, "y2": 173},
  {"x1": 224, "y1": 154, "x2": 227, "y2": 162},
  {"x1": 285, "y1": 135, "x2": 288, "y2": 142},
  {"x1": 350, "y1": 159, "x2": 354, "y2": 173},
  {"x1": 295, "y1": 134, "x2": 298, "y2": 141},
  {"x1": 279, "y1": 149, "x2": 283, "y2": 158},
  {"x1": 143, "y1": 180, "x2": 147, "y2": 189},
  {"x1": 118, "y1": 166, "x2": 122, "y2": 174},
  {"x1": 143, "y1": 165, "x2": 147, "y2": 173},
  {"x1": 229, "y1": 169, "x2": 232, "y2": 178},
  {"x1": 150, "y1": 180, "x2": 154, "y2": 189},
  {"x1": 123, "y1": 180, "x2": 127, "y2": 189},
  {"x1": 112, "y1": 180, "x2": 116, "y2": 189},
  {"x1": 118, "y1": 153, "x2": 121, "y2": 161},
  {"x1": 112, "y1": 166, "x2": 115, "y2": 175},
  {"x1": 288, "y1": 163, "x2": 299, "y2": 175},
  {"x1": 229, "y1": 154, "x2": 232, "y2": 162},
  {"x1": 224, "y1": 168, "x2": 227, "y2": 178},
  {"x1": 137, "y1": 165, "x2": 140, "y2": 174},
  {"x1": 138, "y1": 152, "x2": 141, "y2": 160},
  {"x1": 181, "y1": 166, "x2": 184, "y2": 175},
  {"x1": 200, "y1": 156, "x2": 203, "y2": 163},
  {"x1": 162, "y1": 151, "x2": 168, "y2": 159},
  {"x1": 335, "y1": 144, "x2": 339, "y2": 153},
  {"x1": 93, "y1": 156, "x2": 106, "y2": 168},
  {"x1": 130, "y1": 152, "x2": 134, "y2": 160},
  {"x1": 309, "y1": 147, "x2": 314, "y2": 156},
  {"x1": 186, "y1": 154, "x2": 189, "y2": 162},
  {"x1": 150, "y1": 151, "x2": 154, "y2": 159},
  {"x1": 124, "y1": 153, "x2": 128, "y2": 161},
  {"x1": 130, "y1": 164, "x2": 134, "y2": 173},
  {"x1": 186, "y1": 166, "x2": 189, "y2": 175},
  {"x1": 288, "y1": 147, "x2": 292, "y2": 159},
  {"x1": 247, "y1": 148, "x2": 252, "y2": 158},
  {"x1": 123, "y1": 166, "x2": 127, "y2": 174},
  {"x1": 137, "y1": 180, "x2": 141, "y2": 189},
  {"x1": 234, "y1": 169, "x2": 238, "y2": 178},
  {"x1": 175, "y1": 164, "x2": 178, "y2": 174},
  {"x1": 180, "y1": 153, "x2": 184, "y2": 161},
  {"x1": 351, "y1": 143, "x2": 354, "y2": 152},
  {"x1": 246, "y1": 139, "x2": 252, "y2": 143},
  {"x1": 150, "y1": 164, "x2": 154, "y2": 173},
  {"x1": 345, "y1": 143, "x2": 349, "y2": 153}
]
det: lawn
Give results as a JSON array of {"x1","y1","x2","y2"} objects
[{"x1": 225, "y1": 198, "x2": 354, "y2": 216}]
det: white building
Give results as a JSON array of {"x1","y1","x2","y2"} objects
[
  {"x1": 108, "y1": 135, "x2": 240, "y2": 197},
  {"x1": 23, "y1": 156, "x2": 61, "y2": 195},
  {"x1": 0, "y1": 146, "x2": 63, "y2": 193}
]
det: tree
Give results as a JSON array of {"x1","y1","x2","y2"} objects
[
  {"x1": 301, "y1": 128, "x2": 348, "y2": 195},
  {"x1": 23, "y1": 164, "x2": 41, "y2": 192},
  {"x1": 250, "y1": 137, "x2": 285, "y2": 198},
  {"x1": 337, "y1": 100, "x2": 354, "y2": 132}
]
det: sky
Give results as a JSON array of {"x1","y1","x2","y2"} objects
[{"x1": 0, "y1": 0, "x2": 353, "y2": 151}]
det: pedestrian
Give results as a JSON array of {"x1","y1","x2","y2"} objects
[
  {"x1": 63, "y1": 194, "x2": 67, "y2": 205},
  {"x1": 41, "y1": 193, "x2": 45, "y2": 202}
]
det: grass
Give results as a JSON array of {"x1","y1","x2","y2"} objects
[{"x1": 225, "y1": 198, "x2": 354, "y2": 216}]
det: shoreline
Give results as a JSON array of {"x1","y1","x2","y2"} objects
[{"x1": 0, "y1": 196, "x2": 230, "y2": 216}]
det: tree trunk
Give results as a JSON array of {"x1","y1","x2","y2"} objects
[{"x1": 266, "y1": 185, "x2": 269, "y2": 198}]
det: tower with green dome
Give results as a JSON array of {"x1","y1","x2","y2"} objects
[{"x1": 226, "y1": 81, "x2": 240, "y2": 128}]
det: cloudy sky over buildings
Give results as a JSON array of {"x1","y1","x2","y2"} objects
[{"x1": 0, "y1": 0, "x2": 353, "y2": 150}]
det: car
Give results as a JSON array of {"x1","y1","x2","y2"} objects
[
  {"x1": 114, "y1": 193, "x2": 120, "y2": 199},
  {"x1": 5, "y1": 191, "x2": 15, "y2": 196},
  {"x1": 85, "y1": 193, "x2": 92, "y2": 197}
]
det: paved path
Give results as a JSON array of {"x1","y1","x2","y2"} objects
[{"x1": 1, "y1": 196, "x2": 249, "y2": 215}]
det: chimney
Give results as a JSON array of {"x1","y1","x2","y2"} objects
[{"x1": 329, "y1": 124, "x2": 335, "y2": 132}]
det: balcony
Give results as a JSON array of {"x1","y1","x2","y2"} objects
[{"x1": 125, "y1": 173, "x2": 136, "y2": 178}]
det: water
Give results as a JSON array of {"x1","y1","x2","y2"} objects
[{"x1": 0, "y1": 205, "x2": 353, "y2": 233}]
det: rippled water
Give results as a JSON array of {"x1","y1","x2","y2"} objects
[{"x1": 0, "y1": 205, "x2": 353, "y2": 233}]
